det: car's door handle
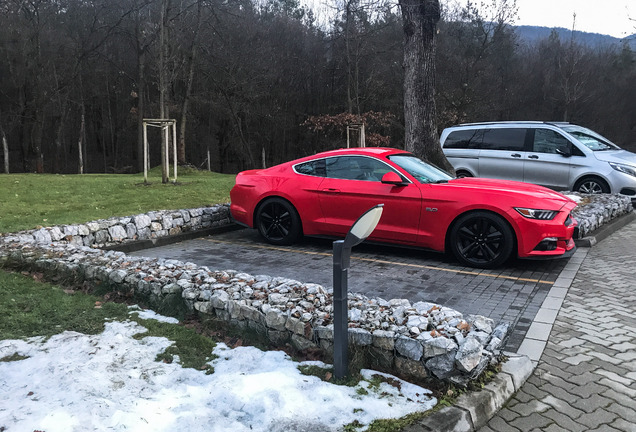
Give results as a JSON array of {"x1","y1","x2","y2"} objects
[
  {"x1": 321, "y1": 188, "x2": 341, "y2": 193},
  {"x1": 528, "y1": 155, "x2": 539, "y2": 159},
  {"x1": 511, "y1": 153, "x2": 521, "y2": 158}
]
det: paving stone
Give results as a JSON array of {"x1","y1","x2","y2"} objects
[
  {"x1": 508, "y1": 400, "x2": 550, "y2": 417},
  {"x1": 605, "y1": 403, "x2": 636, "y2": 425},
  {"x1": 540, "y1": 395, "x2": 586, "y2": 420},
  {"x1": 542, "y1": 409, "x2": 585, "y2": 432},
  {"x1": 569, "y1": 381, "x2": 614, "y2": 399},
  {"x1": 483, "y1": 415, "x2": 521, "y2": 432},
  {"x1": 594, "y1": 369, "x2": 634, "y2": 387},
  {"x1": 572, "y1": 393, "x2": 613, "y2": 414},
  {"x1": 598, "y1": 378, "x2": 636, "y2": 398},
  {"x1": 575, "y1": 407, "x2": 618, "y2": 429},
  {"x1": 508, "y1": 412, "x2": 553, "y2": 431},
  {"x1": 609, "y1": 418, "x2": 636, "y2": 432}
]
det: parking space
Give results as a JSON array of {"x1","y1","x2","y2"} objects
[{"x1": 129, "y1": 228, "x2": 568, "y2": 351}]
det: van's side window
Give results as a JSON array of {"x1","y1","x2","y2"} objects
[
  {"x1": 481, "y1": 128, "x2": 527, "y2": 151},
  {"x1": 444, "y1": 130, "x2": 484, "y2": 149},
  {"x1": 533, "y1": 129, "x2": 571, "y2": 154}
]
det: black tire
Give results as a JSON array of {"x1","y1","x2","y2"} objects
[
  {"x1": 574, "y1": 176, "x2": 610, "y2": 194},
  {"x1": 455, "y1": 170, "x2": 473, "y2": 178},
  {"x1": 255, "y1": 198, "x2": 302, "y2": 246},
  {"x1": 449, "y1": 211, "x2": 514, "y2": 268}
]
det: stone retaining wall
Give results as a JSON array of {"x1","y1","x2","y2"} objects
[
  {"x1": 2, "y1": 194, "x2": 631, "y2": 386},
  {"x1": 568, "y1": 193, "x2": 633, "y2": 238},
  {"x1": 0, "y1": 204, "x2": 507, "y2": 386}
]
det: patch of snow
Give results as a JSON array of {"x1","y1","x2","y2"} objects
[
  {"x1": 0, "y1": 321, "x2": 436, "y2": 432},
  {"x1": 128, "y1": 305, "x2": 180, "y2": 324}
]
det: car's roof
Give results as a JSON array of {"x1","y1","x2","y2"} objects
[{"x1": 307, "y1": 147, "x2": 409, "y2": 159}]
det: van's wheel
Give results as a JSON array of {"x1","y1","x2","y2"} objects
[
  {"x1": 455, "y1": 170, "x2": 473, "y2": 178},
  {"x1": 449, "y1": 211, "x2": 514, "y2": 268},
  {"x1": 256, "y1": 198, "x2": 302, "y2": 245},
  {"x1": 574, "y1": 177, "x2": 610, "y2": 194}
]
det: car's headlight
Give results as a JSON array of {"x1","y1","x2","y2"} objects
[
  {"x1": 514, "y1": 208, "x2": 558, "y2": 220},
  {"x1": 609, "y1": 162, "x2": 636, "y2": 178}
]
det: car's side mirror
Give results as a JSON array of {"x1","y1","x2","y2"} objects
[
  {"x1": 381, "y1": 171, "x2": 407, "y2": 185},
  {"x1": 555, "y1": 147, "x2": 572, "y2": 158}
]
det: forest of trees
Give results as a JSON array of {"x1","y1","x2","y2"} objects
[{"x1": 0, "y1": 0, "x2": 635, "y2": 175}]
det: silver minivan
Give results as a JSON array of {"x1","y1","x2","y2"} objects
[{"x1": 440, "y1": 121, "x2": 636, "y2": 197}]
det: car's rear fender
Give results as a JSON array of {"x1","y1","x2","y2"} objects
[{"x1": 252, "y1": 194, "x2": 306, "y2": 236}]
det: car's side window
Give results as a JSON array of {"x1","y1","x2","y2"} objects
[
  {"x1": 325, "y1": 156, "x2": 393, "y2": 181},
  {"x1": 294, "y1": 159, "x2": 326, "y2": 177},
  {"x1": 481, "y1": 128, "x2": 527, "y2": 151},
  {"x1": 533, "y1": 129, "x2": 571, "y2": 154},
  {"x1": 444, "y1": 130, "x2": 484, "y2": 149}
]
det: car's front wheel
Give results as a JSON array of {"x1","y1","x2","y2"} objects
[
  {"x1": 255, "y1": 198, "x2": 302, "y2": 246},
  {"x1": 574, "y1": 176, "x2": 610, "y2": 194},
  {"x1": 449, "y1": 211, "x2": 514, "y2": 268}
]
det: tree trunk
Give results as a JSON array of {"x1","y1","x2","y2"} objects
[
  {"x1": 2, "y1": 126, "x2": 8, "y2": 174},
  {"x1": 177, "y1": 0, "x2": 203, "y2": 165},
  {"x1": 159, "y1": 0, "x2": 170, "y2": 183},
  {"x1": 399, "y1": 0, "x2": 453, "y2": 172}
]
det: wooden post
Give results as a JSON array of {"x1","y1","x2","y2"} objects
[
  {"x1": 163, "y1": 124, "x2": 169, "y2": 182},
  {"x1": 78, "y1": 109, "x2": 85, "y2": 174},
  {"x1": 207, "y1": 147, "x2": 211, "y2": 171},
  {"x1": 261, "y1": 147, "x2": 266, "y2": 169},
  {"x1": 172, "y1": 120, "x2": 177, "y2": 183},
  {"x1": 143, "y1": 120, "x2": 149, "y2": 183},
  {"x1": 2, "y1": 130, "x2": 8, "y2": 174},
  {"x1": 360, "y1": 123, "x2": 366, "y2": 148}
]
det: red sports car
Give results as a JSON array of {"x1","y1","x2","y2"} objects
[{"x1": 230, "y1": 147, "x2": 578, "y2": 268}]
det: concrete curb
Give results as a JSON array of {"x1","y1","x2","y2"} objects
[
  {"x1": 574, "y1": 210, "x2": 636, "y2": 247},
  {"x1": 102, "y1": 223, "x2": 241, "y2": 253},
  {"x1": 407, "y1": 354, "x2": 533, "y2": 432}
]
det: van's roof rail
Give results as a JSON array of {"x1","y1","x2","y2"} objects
[{"x1": 455, "y1": 121, "x2": 571, "y2": 126}]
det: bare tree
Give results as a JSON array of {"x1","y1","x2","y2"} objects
[{"x1": 398, "y1": 0, "x2": 452, "y2": 171}]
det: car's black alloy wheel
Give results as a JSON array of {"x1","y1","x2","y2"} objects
[
  {"x1": 450, "y1": 211, "x2": 514, "y2": 268},
  {"x1": 256, "y1": 198, "x2": 301, "y2": 245}
]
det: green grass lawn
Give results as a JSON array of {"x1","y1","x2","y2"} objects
[
  {"x1": 0, "y1": 167, "x2": 234, "y2": 364},
  {"x1": 0, "y1": 167, "x2": 235, "y2": 233}
]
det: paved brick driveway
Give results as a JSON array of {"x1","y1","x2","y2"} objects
[
  {"x1": 130, "y1": 227, "x2": 568, "y2": 352},
  {"x1": 480, "y1": 221, "x2": 636, "y2": 432}
]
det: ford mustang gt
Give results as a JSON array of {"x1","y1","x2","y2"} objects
[{"x1": 230, "y1": 147, "x2": 578, "y2": 268}]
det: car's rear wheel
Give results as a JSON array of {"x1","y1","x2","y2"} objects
[
  {"x1": 455, "y1": 170, "x2": 473, "y2": 178},
  {"x1": 574, "y1": 176, "x2": 610, "y2": 194},
  {"x1": 256, "y1": 198, "x2": 302, "y2": 246},
  {"x1": 449, "y1": 211, "x2": 514, "y2": 268}
]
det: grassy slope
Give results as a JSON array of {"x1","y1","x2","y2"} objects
[
  {"x1": 0, "y1": 169, "x2": 234, "y2": 367},
  {"x1": 0, "y1": 168, "x2": 235, "y2": 233}
]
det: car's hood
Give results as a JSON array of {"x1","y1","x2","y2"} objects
[
  {"x1": 591, "y1": 149, "x2": 636, "y2": 166},
  {"x1": 447, "y1": 177, "x2": 575, "y2": 209}
]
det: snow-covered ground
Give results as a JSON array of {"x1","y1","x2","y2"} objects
[{"x1": 0, "y1": 309, "x2": 436, "y2": 432}]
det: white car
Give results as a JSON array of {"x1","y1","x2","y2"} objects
[{"x1": 440, "y1": 121, "x2": 636, "y2": 198}]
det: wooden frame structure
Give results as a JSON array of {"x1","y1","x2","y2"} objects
[
  {"x1": 142, "y1": 119, "x2": 177, "y2": 183},
  {"x1": 346, "y1": 123, "x2": 366, "y2": 148}
]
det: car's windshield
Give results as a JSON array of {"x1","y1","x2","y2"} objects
[
  {"x1": 561, "y1": 125, "x2": 619, "y2": 151},
  {"x1": 388, "y1": 154, "x2": 453, "y2": 184}
]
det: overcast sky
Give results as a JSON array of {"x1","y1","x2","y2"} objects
[
  {"x1": 302, "y1": 0, "x2": 635, "y2": 39},
  {"x1": 501, "y1": 0, "x2": 634, "y2": 38}
]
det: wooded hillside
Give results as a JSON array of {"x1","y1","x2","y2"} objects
[{"x1": 1, "y1": 0, "x2": 634, "y2": 174}]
